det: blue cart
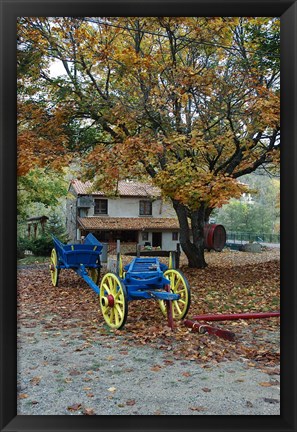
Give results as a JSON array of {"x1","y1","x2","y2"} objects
[
  {"x1": 49, "y1": 233, "x2": 102, "y2": 287},
  {"x1": 50, "y1": 235, "x2": 191, "y2": 330}
]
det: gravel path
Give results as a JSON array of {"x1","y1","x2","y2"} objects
[
  {"x1": 17, "y1": 249, "x2": 280, "y2": 415},
  {"x1": 17, "y1": 322, "x2": 280, "y2": 415}
]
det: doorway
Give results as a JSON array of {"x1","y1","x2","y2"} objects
[{"x1": 152, "y1": 232, "x2": 162, "y2": 248}]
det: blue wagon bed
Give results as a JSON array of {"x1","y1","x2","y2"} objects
[
  {"x1": 50, "y1": 233, "x2": 102, "y2": 288},
  {"x1": 50, "y1": 235, "x2": 190, "y2": 330}
]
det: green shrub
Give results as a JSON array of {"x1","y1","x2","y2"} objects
[
  {"x1": 29, "y1": 236, "x2": 53, "y2": 256},
  {"x1": 17, "y1": 237, "x2": 31, "y2": 258},
  {"x1": 45, "y1": 213, "x2": 69, "y2": 244},
  {"x1": 17, "y1": 213, "x2": 69, "y2": 258}
]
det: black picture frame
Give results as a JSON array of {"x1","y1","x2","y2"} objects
[{"x1": 1, "y1": 1, "x2": 296, "y2": 431}]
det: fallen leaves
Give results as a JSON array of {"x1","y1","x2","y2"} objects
[
  {"x1": 30, "y1": 376, "x2": 41, "y2": 386},
  {"x1": 151, "y1": 365, "x2": 162, "y2": 372},
  {"x1": 67, "y1": 403, "x2": 96, "y2": 415},
  {"x1": 107, "y1": 386, "x2": 117, "y2": 393},
  {"x1": 189, "y1": 406, "x2": 206, "y2": 412},
  {"x1": 201, "y1": 387, "x2": 211, "y2": 393},
  {"x1": 83, "y1": 408, "x2": 96, "y2": 415},
  {"x1": 67, "y1": 403, "x2": 82, "y2": 411},
  {"x1": 17, "y1": 249, "x2": 280, "y2": 366},
  {"x1": 69, "y1": 370, "x2": 81, "y2": 376}
]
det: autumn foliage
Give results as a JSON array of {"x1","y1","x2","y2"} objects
[{"x1": 17, "y1": 17, "x2": 280, "y2": 267}]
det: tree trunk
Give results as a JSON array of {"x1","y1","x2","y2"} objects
[{"x1": 172, "y1": 200, "x2": 207, "y2": 268}]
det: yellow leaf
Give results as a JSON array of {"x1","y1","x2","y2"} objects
[{"x1": 108, "y1": 386, "x2": 117, "y2": 392}]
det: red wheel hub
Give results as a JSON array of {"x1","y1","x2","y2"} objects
[
  {"x1": 49, "y1": 264, "x2": 55, "y2": 272},
  {"x1": 107, "y1": 295, "x2": 115, "y2": 307}
]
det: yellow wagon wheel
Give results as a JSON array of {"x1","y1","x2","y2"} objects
[
  {"x1": 49, "y1": 248, "x2": 60, "y2": 287},
  {"x1": 89, "y1": 262, "x2": 100, "y2": 285},
  {"x1": 159, "y1": 269, "x2": 191, "y2": 320},
  {"x1": 99, "y1": 272, "x2": 128, "y2": 329},
  {"x1": 118, "y1": 254, "x2": 124, "y2": 278}
]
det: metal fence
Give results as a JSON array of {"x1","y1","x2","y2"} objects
[{"x1": 226, "y1": 232, "x2": 280, "y2": 244}]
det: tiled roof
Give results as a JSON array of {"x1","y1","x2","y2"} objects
[
  {"x1": 71, "y1": 179, "x2": 160, "y2": 197},
  {"x1": 78, "y1": 217, "x2": 180, "y2": 231}
]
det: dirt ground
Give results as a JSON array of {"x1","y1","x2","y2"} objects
[{"x1": 17, "y1": 248, "x2": 280, "y2": 415}]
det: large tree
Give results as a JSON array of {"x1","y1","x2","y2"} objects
[
  {"x1": 17, "y1": 17, "x2": 280, "y2": 267},
  {"x1": 17, "y1": 168, "x2": 68, "y2": 219}
]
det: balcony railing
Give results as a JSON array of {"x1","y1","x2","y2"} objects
[{"x1": 226, "y1": 232, "x2": 280, "y2": 244}]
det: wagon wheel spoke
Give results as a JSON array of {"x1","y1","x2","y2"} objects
[
  {"x1": 99, "y1": 272, "x2": 128, "y2": 330},
  {"x1": 115, "y1": 304, "x2": 124, "y2": 318},
  {"x1": 114, "y1": 307, "x2": 121, "y2": 326},
  {"x1": 158, "y1": 269, "x2": 191, "y2": 321},
  {"x1": 49, "y1": 248, "x2": 60, "y2": 287},
  {"x1": 172, "y1": 301, "x2": 182, "y2": 316},
  {"x1": 102, "y1": 282, "x2": 112, "y2": 295},
  {"x1": 89, "y1": 265, "x2": 100, "y2": 285}
]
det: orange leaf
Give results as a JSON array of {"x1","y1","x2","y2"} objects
[
  {"x1": 30, "y1": 376, "x2": 41, "y2": 386},
  {"x1": 190, "y1": 406, "x2": 206, "y2": 411},
  {"x1": 67, "y1": 403, "x2": 82, "y2": 411},
  {"x1": 151, "y1": 365, "x2": 162, "y2": 372},
  {"x1": 83, "y1": 408, "x2": 96, "y2": 415},
  {"x1": 259, "y1": 382, "x2": 273, "y2": 387}
]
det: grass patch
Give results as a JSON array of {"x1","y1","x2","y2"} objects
[
  {"x1": 132, "y1": 357, "x2": 149, "y2": 363},
  {"x1": 18, "y1": 256, "x2": 49, "y2": 265},
  {"x1": 89, "y1": 362, "x2": 104, "y2": 370}
]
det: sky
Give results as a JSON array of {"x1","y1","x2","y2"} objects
[{"x1": 49, "y1": 60, "x2": 66, "y2": 78}]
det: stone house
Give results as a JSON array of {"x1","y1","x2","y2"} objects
[{"x1": 66, "y1": 179, "x2": 180, "y2": 251}]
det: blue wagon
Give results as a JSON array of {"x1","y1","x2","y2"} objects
[
  {"x1": 50, "y1": 235, "x2": 191, "y2": 330},
  {"x1": 49, "y1": 233, "x2": 102, "y2": 287}
]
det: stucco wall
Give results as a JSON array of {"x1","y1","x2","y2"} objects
[
  {"x1": 82, "y1": 197, "x2": 176, "y2": 218},
  {"x1": 162, "y1": 231, "x2": 179, "y2": 251},
  {"x1": 66, "y1": 190, "x2": 179, "y2": 247},
  {"x1": 65, "y1": 185, "x2": 78, "y2": 243},
  {"x1": 137, "y1": 231, "x2": 179, "y2": 251}
]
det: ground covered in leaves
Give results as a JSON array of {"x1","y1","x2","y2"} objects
[
  {"x1": 18, "y1": 248, "x2": 280, "y2": 365},
  {"x1": 17, "y1": 248, "x2": 280, "y2": 415}
]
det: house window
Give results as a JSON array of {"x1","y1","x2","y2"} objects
[
  {"x1": 94, "y1": 199, "x2": 108, "y2": 215},
  {"x1": 139, "y1": 200, "x2": 152, "y2": 216},
  {"x1": 142, "y1": 232, "x2": 149, "y2": 241},
  {"x1": 172, "y1": 232, "x2": 179, "y2": 241}
]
